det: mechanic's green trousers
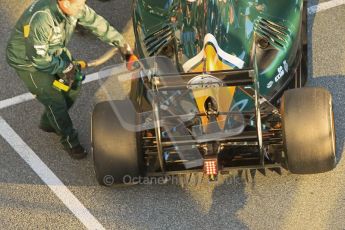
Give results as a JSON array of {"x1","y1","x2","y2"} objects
[{"x1": 15, "y1": 69, "x2": 81, "y2": 149}]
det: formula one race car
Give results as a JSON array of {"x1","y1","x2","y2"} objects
[{"x1": 91, "y1": 0, "x2": 336, "y2": 185}]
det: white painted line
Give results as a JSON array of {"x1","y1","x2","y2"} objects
[
  {"x1": 0, "y1": 71, "x2": 102, "y2": 110},
  {"x1": 0, "y1": 65, "x2": 127, "y2": 111},
  {"x1": 83, "y1": 65, "x2": 126, "y2": 84},
  {"x1": 308, "y1": 0, "x2": 345, "y2": 14},
  {"x1": 83, "y1": 71, "x2": 100, "y2": 84},
  {"x1": 0, "y1": 93, "x2": 35, "y2": 110},
  {"x1": 0, "y1": 116, "x2": 105, "y2": 230}
]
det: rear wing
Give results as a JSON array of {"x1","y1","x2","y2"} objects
[{"x1": 143, "y1": 68, "x2": 255, "y2": 91}]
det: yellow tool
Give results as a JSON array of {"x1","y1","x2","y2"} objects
[{"x1": 53, "y1": 79, "x2": 70, "y2": 92}]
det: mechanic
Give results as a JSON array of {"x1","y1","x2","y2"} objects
[{"x1": 6, "y1": 0, "x2": 137, "y2": 159}]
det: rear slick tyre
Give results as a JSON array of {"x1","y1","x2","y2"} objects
[
  {"x1": 92, "y1": 100, "x2": 141, "y2": 185},
  {"x1": 281, "y1": 87, "x2": 336, "y2": 174}
]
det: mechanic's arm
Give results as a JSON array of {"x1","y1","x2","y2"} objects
[
  {"x1": 77, "y1": 5, "x2": 126, "y2": 48},
  {"x1": 25, "y1": 12, "x2": 71, "y2": 75},
  {"x1": 77, "y1": 5, "x2": 140, "y2": 70}
]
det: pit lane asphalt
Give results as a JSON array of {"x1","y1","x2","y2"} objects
[{"x1": 1, "y1": 0, "x2": 345, "y2": 229}]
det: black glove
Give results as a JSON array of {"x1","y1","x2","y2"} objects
[{"x1": 61, "y1": 62, "x2": 79, "y2": 88}]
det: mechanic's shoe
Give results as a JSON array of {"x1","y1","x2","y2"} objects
[
  {"x1": 65, "y1": 145, "x2": 88, "y2": 159},
  {"x1": 39, "y1": 124, "x2": 56, "y2": 133}
]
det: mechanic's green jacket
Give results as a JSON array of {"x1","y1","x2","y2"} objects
[{"x1": 6, "y1": 0, "x2": 125, "y2": 74}]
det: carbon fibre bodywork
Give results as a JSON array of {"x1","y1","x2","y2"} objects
[
  {"x1": 128, "y1": 0, "x2": 308, "y2": 176},
  {"x1": 133, "y1": 0, "x2": 305, "y2": 101},
  {"x1": 91, "y1": 1, "x2": 337, "y2": 185}
]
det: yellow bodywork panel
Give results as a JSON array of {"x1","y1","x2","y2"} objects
[
  {"x1": 190, "y1": 44, "x2": 236, "y2": 130},
  {"x1": 193, "y1": 87, "x2": 236, "y2": 130}
]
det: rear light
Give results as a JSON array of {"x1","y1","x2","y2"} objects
[{"x1": 204, "y1": 159, "x2": 218, "y2": 175}]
